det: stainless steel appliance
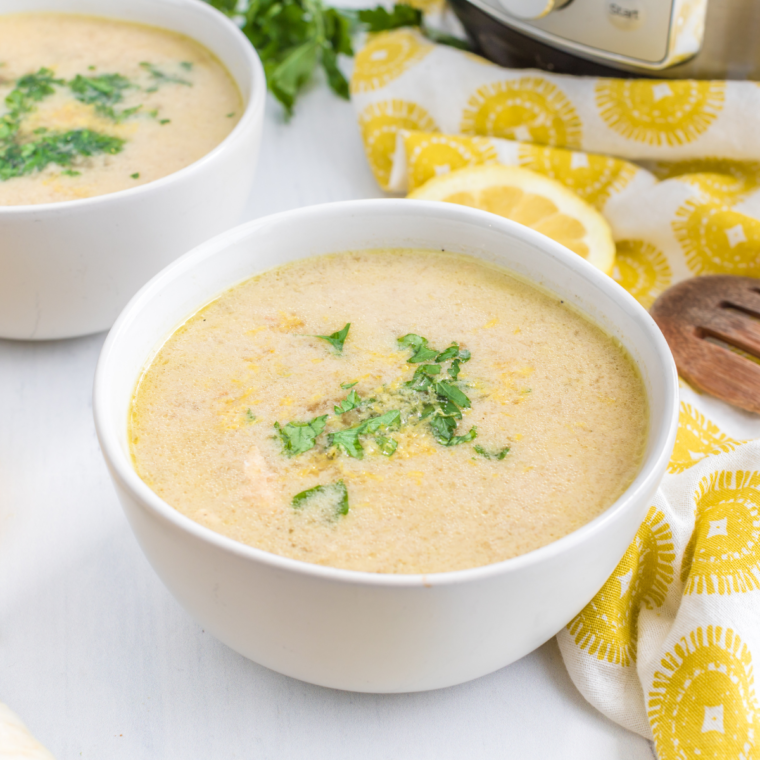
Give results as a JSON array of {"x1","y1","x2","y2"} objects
[{"x1": 450, "y1": 0, "x2": 760, "y2": 79}]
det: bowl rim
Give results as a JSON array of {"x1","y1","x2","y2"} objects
[
  {"x1": 0, "y1": 0, "x2": 266, "y2": 216},
  {"x1": 94, "y1": 198, "x2": 680, "y2": 589}
]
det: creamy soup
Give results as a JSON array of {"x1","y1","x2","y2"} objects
[
  {"x1": 130, "y1": 250, "x2": 648, "y2": 574},
  {"x1": 0, "y1": 13, "x2": 241, "y2": 205}
]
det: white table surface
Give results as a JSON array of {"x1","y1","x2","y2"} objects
[{"x1": 0, "y1": 77, "x2": 656, "y2": 760}]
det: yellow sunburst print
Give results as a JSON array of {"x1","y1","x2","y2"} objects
[
  {"x1": 567, "y1": 507, "x2": 675, "y2": 666},
  {"x1": 649, "y1": 626, "x2": 759, "y2": 760},
  {"x1": 460, "y1": 78, "x2": 582, "y2": 149},
  {"x1": 351, "y1": 30, "x2": 433, "y2": 95},
  {"x1": 673, "y1": 200, "x2": 760, "y2": 277},
  {"x1": 612, "y1": 240, "x2": 672, "y2": 308},
  {"x1": 595, "y1": 79, "x2": 725, "y2": 147},
  {"x1": 681, "y1": 470, "x2": 760, "y2": 595},
  {"x1": 652, "y1": 159, "x2": 760, "y2": 203},
  {"x1": 404, "y1": 133, "x2": 498, "y2": 191},
  {"x1": 668, "y1": 403, "x2": 744, "y2": 475},
  {"x1": 517, "y1": 144, "x2": 636, "y2": 210},
  {"x1": 358, "y1": 101, "x2": 438, "y2": 189}
]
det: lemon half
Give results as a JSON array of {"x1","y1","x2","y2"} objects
[{"x1": 408, "y1": 164, "x2": 616, "y2": 275}]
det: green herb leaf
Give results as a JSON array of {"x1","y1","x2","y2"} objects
[
  {"x1": 320, "y1": 46, "x2": 349, "y2": 100},
  {"x1": 397, "y1": 334, "x2": 425, "y2": 351},
  {"x1": 292, "y1": 480, "x2": 349, "y2": 517},
  {"x1": 15, "y1": 68, "x2": 62, "y2": 103},
  {"x1": 437, "y1": 399, "x2": 462, "y2": 419},
  {"x1": 140, "y1": 62, "x2": 192, "y2": 87},
  {"x1": 435, "y1": 381, "x2": 471, "y2": 409},
  {"x1": 274, "y1": 414, "x2": 328, "y2": 456},
  {"x1": 0, "y1": 129, "x2": 124, "y2": 181},
  {"x1": 328, "y1": 409, "x2": 400, "y2": 459},
  {"x1": 445, "y1": 427, "x2": 478, "y2": 447},
  {"x1": 435, "y1": 343, "x2": 460, "y2": 362},
  {"x1": 324, "y1": 6, "x2": 354, "y2": 55},
  {"x1": 428, "y1": 413, "x2": 457, "y2": 444},
  {"x1": 340, "y1": 381, "x2": 358, "y2": 389},
  {"x1": 267, "y1": 38, "x2": 320, "y2": 117},
  {"x1": 406, "y1": 364, "x2": 439, "y2": 391},
  {"x1": 474, "y1": 444, "x2": 510, "y2": 460},
  {"x1": 375, "y1": 435, "x2": 398, "y2": 456},
  {"x1": 398, "y1": 333, "x2": 440, "y2": 363},
  {"x1": 245, "y1": 409, "x2": 257, "y2": 423},
  {"x1": 356, "y1": 4, "x2": 421, "y2": 32},
  {"x1": 68, "y1": 73, "x2": 137, "y2": 122},
  {"x1": 361, "y1": 409, "x2": 401, "y2": 434},
  {"x1": 328, "y1": 426, "x2": 365, "y2": 459},
  {"x1": 313, "y1": 322, "x2": 350, "y2": 353},
  {"x1": 334, "y1": 389, "x2": 361, "y2": 414}
]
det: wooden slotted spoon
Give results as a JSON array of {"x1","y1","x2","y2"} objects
[{"x1": 650, "y1": 275, "x2": 760, "y2": 415}]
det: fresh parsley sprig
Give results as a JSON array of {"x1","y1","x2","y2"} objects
[
  {"x1": 397, "y1": 334, "x2": 476, "y2": 447},
  {"x1": 204, "y1": 0, "x2": 470, "y2": 117}
]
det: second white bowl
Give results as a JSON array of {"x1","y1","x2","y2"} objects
[{"x1": 0, "y1": 0, "x2": 266, "y2": 340}]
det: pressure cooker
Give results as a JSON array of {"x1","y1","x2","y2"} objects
[{"x1": 450, "y1": 0, "x2": 760, "y2": 79}]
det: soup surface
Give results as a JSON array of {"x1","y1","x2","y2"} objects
[
  {"x1": 130, "y1": 250, "x2": 648, "y2": 574},
  {"x1": 0, "y1": 13, "x2": 241, "y2": 205}
]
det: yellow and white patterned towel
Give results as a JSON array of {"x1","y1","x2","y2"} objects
[{"x1": 352, "y1": 29, "x2": 760, "y2": 759}]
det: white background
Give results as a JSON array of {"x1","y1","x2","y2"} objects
[{"x1": 0, "y1": 75, "x2": 656, "y2": 759}]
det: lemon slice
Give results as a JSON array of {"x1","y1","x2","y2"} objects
[{"x1": 408, "y1": 164, "x2": 616, "y2": 275}]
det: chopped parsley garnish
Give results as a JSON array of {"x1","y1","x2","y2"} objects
[
  {"x1": 0, "y1": 128, "x2": 124, "y2": 181},
  {"x1": 270, "y1": 331, "x2": 488, "y2": 462},
  {"x1": 328, "y1": 410, "x2": 400, "y2": 459},
  {"x1": 131, "y1": 172, "x2": 140, "y2": 179},
  {"x1": 474, "y1": 445, "x2": 510, "y2": 460},
  {"x1": 397, "y1": 334, "x2": 438, "y2": 363},
  {"x1": 375, "y1": 435, "x2": 398, "y2": 456},
  {"x1": 159, "y1": 119, "x2": 171, "y2": 125},
  {"x1": 61, "y1": 169, "x2": 80, "y2": 177},
  {"x1": 245, "y1": 409, "x2": 257, "y2": 423},
  {"x1": 68, "y1": 73, "x2": 139, "y2": 122},
  {"x1": 435, "y1": 381, "x2": 471, "y2": 409},
  {"x1": 275, "y1": 414, "x2": 328, "y2": 456},
  {"x1": 180, "y1": 61, "x2": 194, "y2": 71},
  {"x1": 313, "y1": 322, "x2": 350, "y2": 353},
  {"x1": 0, "y1": 67, "x2": 131, "y2": 180},
  {"x1": 334, "y1": 389, "x2": 361, "y2": 414},
  {"x1": 140, "y1": 62, "x2": 192, "y2": 88},
  {"x1": 397, "y1": 334, "x2": 476, "y2": 446},
  {"x1": 291, "y1": 480, "x2": 348, "y2": 517}
]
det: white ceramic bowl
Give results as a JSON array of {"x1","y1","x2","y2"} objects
[
  {"x1": 94, "y1": 200, "x2": 679, "y2": 693},
  {"x1": 0, "y1": 0, "x2": 265, "y2": 340}
]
